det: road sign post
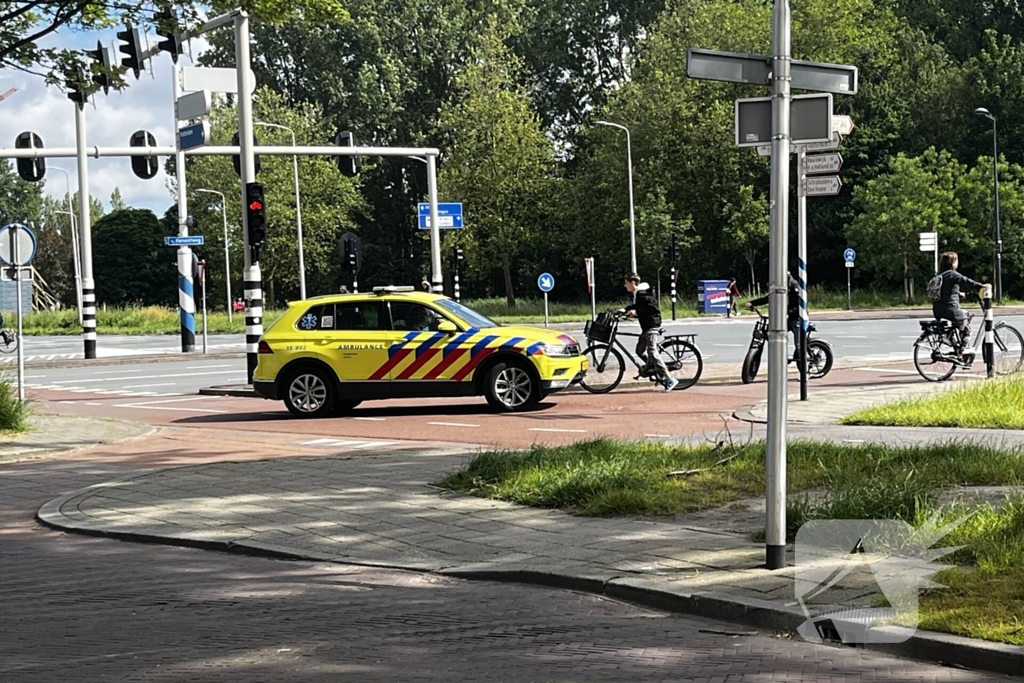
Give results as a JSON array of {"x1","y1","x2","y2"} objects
[
  {"x1": 172, "y1": 63, "x2": 196, "y2": 355},
  {"x1": 538, "y1": 272, "x2": 555, "y2": 327},
  {"x1": 920, "y1": 231, "x2": 938, "y2": 274},
  {"x1": 0, "y1": 223, "x2": 36, "y2": 402},
  {"x1": 584, "y1": 258, "x2": 596, "y2": 321},
  {"x1": 797, "y1": 149, "x2": 809, "y2": 403},
  {"x1": 844, "y1": 248, "x2": 856, "y2": 311}
]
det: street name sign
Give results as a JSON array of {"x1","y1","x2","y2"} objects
[
  {"x1": 756, "y1": 132, "x2": 843, "y2": 157},
  {"x1": 177, "y1": 122, "x2": 210, "y2": 151},
  {"x1": 686, "y1": 48, "x2": 859, "y2": 95},
  {"x1": 804, "y1": 176, "x2": 842, "y2": 196},
  {"x1": 165, "y1": 235, "x2": 205, "y2": 247},
  {"x1": 919, "y1": 232, "x2": 937, "y2": 252},
  {"x1": 805, "y1": 152, "x2": 843, "y2": 175},
  {"x1": 418, "y1": 202, "x2": 464, "y2": 229},
  {"x1": 736, "y1": 93, "x2": 833, "y2": 147}
]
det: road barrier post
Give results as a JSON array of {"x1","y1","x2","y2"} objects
[{"x1": 983, "y1": 284, "x2": 994, "y2": 378}]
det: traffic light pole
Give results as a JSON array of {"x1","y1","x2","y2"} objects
[
  {"x1": 74, "y1": 102, "x2": 96, "y2": 360},
  {"x1": 172, "y1": 63, "x2": 196, "y2": 353},
  {"x1": 426, "y1": 154, "x2": 443, "y2": 293},
  {"x1": 235, "y1": 12, "x2": 262, "y2": 383}
]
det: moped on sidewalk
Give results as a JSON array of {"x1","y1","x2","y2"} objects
[{"x1": 741, "y1": 306, "x2": 834, "y2": 384}]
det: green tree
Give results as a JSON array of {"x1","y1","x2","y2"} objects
[
  {"x1": 109, "y1": 188, "x2": 127, "y2": 212},
  {"x1": 92, "y1": 208, "x2": 174, "y2": 306},
  {"x1": 35, "y1": 195, "x2": 76, "y2": 307},
  {"x1": 0, "y1": 159, "x2": 42, "y2": 227},
  {"x1": 438, "y1": 17, "x2": 556, "y2": 307},
  {"x1": 847, "y1": 148, "x2": 969, "y2": 300},
  {"x1": 723, "y1": 185, "x2": 769, "y2": 292}
]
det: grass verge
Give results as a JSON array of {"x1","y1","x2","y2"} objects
[
  {"x1": 14, "y1": 307, "x2": 287, "y2": 336},
  {"x1": 439, "y1": 438, "x2": 1024, "y2": 645},
  {"x1": 0, "y1": 377, "x2": 29, "y2": 432},
  {"x1": 842, "y1": 376, "x2": 1024, "y2": 429}
]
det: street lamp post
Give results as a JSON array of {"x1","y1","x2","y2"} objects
[
  {"x1": 596, "y1": 120, "x2": 637, "y2": 274},
  {"x1": 195, "y1": 189, "x2": 233, "y2": 322},
  {"x1": 50, "y1": 167, "x2": 83, "y2": 324},
  {"x1": 975, "y1": 107, "x2": 1002, "y2": 303},
  {"x1": 254, "y1": 121, "x2": 306, "y2": 300}
]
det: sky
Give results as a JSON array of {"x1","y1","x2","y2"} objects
[{"x1": 0, "y1": 24, "x2": 213, "y2": 216}]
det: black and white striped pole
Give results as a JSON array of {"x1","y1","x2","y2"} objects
[
  {"x1": 172, "y1": 62, "x2": 196, "y2": 353},
  {"x1": 74, "y1": 102, "x2": 96, "y2": 359},
  {"x1": 983, "y1": 284, "x2": 994, "y2": 378},
  {"x1": 797, "y1": 147, "x2": 809, "y2": 401},
  {"x1": 452, "y1": 246, "x2": 463, "y2": 302}
]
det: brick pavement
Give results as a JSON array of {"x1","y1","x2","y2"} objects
[{"x1": 2, "y1": 447, "x2": 1012, "y2": 681}]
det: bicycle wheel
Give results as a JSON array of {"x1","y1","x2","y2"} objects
[
  {"x1": 993, "y1": 323, "x2": 1024, "y2": 375},
  {"x1": 913, "y1": 332, "x2": 957, "y2": 382},
  {"x1": 659, "y1": 339, "x2": 703, "y2": 390},
  {"x1": 806, "y1": 340, "x2": 833, "y2": 379},
  {"x1": 741, "y1": 344, "x2": 762, "y2": 384},
  {"x1": 0, "y1": 331, "x2": 18, "y2": 354},
  {"x1": 579, "y1": 343, "x2": 625, "y2": 393}
]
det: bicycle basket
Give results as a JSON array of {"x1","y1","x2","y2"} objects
[{"x1": 585, "y1": 312, "x2": 615, "y2": 343}]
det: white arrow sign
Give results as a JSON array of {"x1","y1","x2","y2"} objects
[
  {"x1": 756, "y1": 133, "x2": 843, "y2": 157},
  {"x1": 805, "y1": 152, "x2": 843, "y2": 175},
  {"x1": 804, "y1": 176, "x2": 842, "y2": 196},
  {"x1": 832, "y1": 115, "x2": 855, "y2": 135}
]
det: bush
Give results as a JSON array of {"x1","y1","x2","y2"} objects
[{"x1": 0, "y1": 378, "x2": 29, "y2": 432}]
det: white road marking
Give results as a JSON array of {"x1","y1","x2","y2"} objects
[
  {"x1": 714, "y1": 344, "x2": 745, "y2": 347},
  {"x1": 123, "y1": 382, "x2": 177, "y2": 388},
  {"x1": 50, "y1": 369, "x2": 247, "y2": 385},
  {"x1": 529, "y1": 428, "x2": 587, "y2": 433},
  {"x1": 645, "y1": 433, "x2": 673, "y2": 438},
  {"x1": 835, "y1": 335, "x2": 868, "y2": 339},
  {"x1": 353, "y1": 417, "x2": 386, "y2": 421},
  {"x1": 186, "y1": 364, "x2": 236, "y2": 369},
  {"x1": 428, "y1": 421, "x2": 479, "y2": 428}
]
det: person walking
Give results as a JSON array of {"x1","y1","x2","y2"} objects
[
  {"x1": 621, "y1": 273, "x2": 678, "y2": 392},
  {"x1": 727, "y1": 277, "x2": 742, "y2": 318}
]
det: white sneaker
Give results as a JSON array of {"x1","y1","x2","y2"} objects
[{"x1": 664, "y1": 377, "x2": 679, "y2": 392}]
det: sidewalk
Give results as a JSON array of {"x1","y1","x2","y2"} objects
[
  {"x1": 0, "y1": 413, "x2": 152, "y2": 463},
  {"x1": 34, "y1": 420, "x2": 1024, "y2": 676}
]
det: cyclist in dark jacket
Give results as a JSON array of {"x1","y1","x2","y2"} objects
[
  {"x1": 931, "y1": 251, "x2": 985, "y2": 354},
  {"x1": 747, "y1": 272, "x2": 803, "y2": 359},
  {"x1": 621, "y1": 273, "x2": 677, "y2": 391}
]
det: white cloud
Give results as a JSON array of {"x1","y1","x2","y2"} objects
[{"x1": 0, "y1": 28, "x2": 213, "y2": 216}]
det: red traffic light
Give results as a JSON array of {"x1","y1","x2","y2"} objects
[{"x1": 248, "y1": 200, "x2": 264, "y2": 211}]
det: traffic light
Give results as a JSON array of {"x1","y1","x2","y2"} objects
[
  {"x1": 65, "y1": 65, "x2": 93, "y2": 106},
  {"x1": 129, "y1": 130, "x2": 159, "y2": 180},
  {"x1": 346, "y1": 245, "x2": 357, "y2": 270},
  {"x1": 452, "y1": 246, "x2": 464, "y2": 265},
  {"x1": 335, "y1": 130, "x2": 362, "y2": 178},
  {"x1": 85, "y1": 41, "x2": 115, "y2": 94},
  {"x1": 154, "y1": 7, "x2": 183, "y2": 63},
  {"x1": 245, "y1": 182, "x2": 267, "y2": 248},
  {"x1": 231, "y1": 132, "x2": 261, "y2": 177},
  {"x1": 116, "y1": 26, "x2": 144, "y2": 79},
  {"x1": 665, "y1": 232, "x2": 679, "y2": 265},
  {"x1": 14, "y1": 132, "x2": 45, "y2": 183}
]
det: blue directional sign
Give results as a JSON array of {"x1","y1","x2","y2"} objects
[
  {"x1": 418, "y1": 202, "x2": 464, "y2": 230},
  {"x1": 537, "y1": 273, "x2": 555, "y2": 293},
  {"x1": 165, "y1": 235, "x2": 205, "y2": 246},
  {"x1": 177, "y1": 122, "x2": 209, "y2": 151},
  {"x1": 843, "y1": 248, "x2": 856, "y2": 262}
]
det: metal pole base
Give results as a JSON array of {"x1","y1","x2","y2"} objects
[
  {"x1": 766, "y1": 544, "x2": 786, "y2": 570},
  {"x1": 84, "y1": 339, "x2": 96, "y2": 359},
  {"x1": 247, "y1": 352, "x2": 257, "y2": 384}
]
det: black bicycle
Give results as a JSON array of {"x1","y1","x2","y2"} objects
[
  {"x1": 913, "y1": 292, "x2": 1024, "y2": 381},
  {"x1": 741, "y1": 306, "x2": 834, "y2": 384},
  {"x1": 579, "y1": 311, "x2": 703, "y2": 393}
]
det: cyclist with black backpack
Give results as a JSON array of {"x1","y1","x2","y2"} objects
[
  {"x1": 620, "y1": 273, "x2": 678, "y2": 392},
  {"x1": 926, "y1": 251, "x2": 987, "y2": 358}
]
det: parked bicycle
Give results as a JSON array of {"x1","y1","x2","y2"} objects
[
  {"x1": 741, "y1": 306, "x2": 833, "y2": 384},
  {"x1": 913, "y1": 291, "x2": 1024, "y2": 381},
  {"x1": 579, "y1": 311, "x2": 703, "y2": 393}
]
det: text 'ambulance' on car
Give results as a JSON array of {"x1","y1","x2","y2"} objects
[{"x1": 252, "y1": 286, "x2": 588, "y2": 417}]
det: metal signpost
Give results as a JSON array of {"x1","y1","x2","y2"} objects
[
  {"x1": 844, "y1": 248, "x2": 856, "y2": 310},
  {"x1": 686, "y1": 1, "x2": 858, "y2": 570},
  {"x1": 0, "y1": 223, "x2": 36, "y2": 401},
  {"x1": 584, "y1": 257, "x2": 596, "y2": 320},
  {"x1": 538, "y1": 272, "x2": 555, "y2": 327},
  {"x1": 920, "y1": 231, "x2": 938, "y2": 274},
  {"x1": 172, "y1": 63, "x2": 196, "y2": 355}
]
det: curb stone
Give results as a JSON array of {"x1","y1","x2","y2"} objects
[{"x1": 36, "y1": 472, "x2": 1024, "y2": 678}]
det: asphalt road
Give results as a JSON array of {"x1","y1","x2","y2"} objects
[
  {"x1": 14, "y1": 312, "x2": 1024, "y2": 372},
  {"x1": 3, "y1": 437, "x2": 1004, "y2": 681}
]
